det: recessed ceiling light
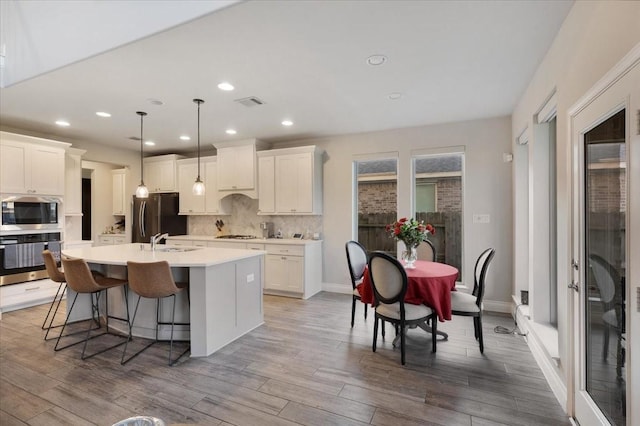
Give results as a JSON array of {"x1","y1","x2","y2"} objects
[
  {"x1": 144, "y1": 141, "x2": 155, "y2": 146},
  {"x1": 147, "y1": 98, "x2": 164, "y2": 106},
  {"x1": 388, "y1": 92, "x2": 403, "y2": 100},
  {"x1": 366, "y1": 54, "x2": 387, "y2": 66},
  {"x1": 281, "y1": 120, "x2": 293, "y2": 126},
  {"x1": 225, "y1": 129, "x2": 237, "y2": 135},
  {"x1": 55, "y1": 120, "x2": 70, "y2": 127},
  {"x1": 218, "y1": 82, "x2": 234, "y2": 91},
  {"x1": 179, "y1": 135, "x2": 191, "y2": 141},
  {"x1": 96, "y1": 111, "x2": 111, "y2": 118}
]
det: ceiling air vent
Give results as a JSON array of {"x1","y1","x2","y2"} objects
[{"x1": 235, "y1": 96, "x2": 265, "y2": 107}]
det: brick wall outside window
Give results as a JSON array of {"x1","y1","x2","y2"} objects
[
  {"x1": 589, "y1": 168, "x2": 626, "y2": 212},
  {"x1": 358, "y1": 177, "x2": 462, "y2": 214}
]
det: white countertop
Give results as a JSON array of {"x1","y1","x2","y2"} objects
[
  {"x1": 62, "y1": 243, "x2": 264, "y2": 267},
  {"x1": 167, "y1": 235, "x2": 322, "y2": 245}
]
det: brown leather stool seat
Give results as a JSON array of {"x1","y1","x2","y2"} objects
[
  {"x1": 122, "y1": 261, "x2": 190, "y2": 366},
  {"x1": 54, "y1": 257, "x2": 130, "y2": 360}
]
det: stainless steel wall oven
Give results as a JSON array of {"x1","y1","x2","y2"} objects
[
  {"x1": 1, "y1": 195, "x2": 61, "y2": 232},
  {"x1": 0, "y1": 232, "x2": 62, "y2": 286}
]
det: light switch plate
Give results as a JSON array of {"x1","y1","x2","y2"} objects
[
  {"x1": 247, "y1": 273, "x2": 254, "y2": 283},
  {"x1": 473, "y1": 214, "x2": 490, "y2": 224}
]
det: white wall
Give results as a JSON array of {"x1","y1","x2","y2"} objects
[
  {"x1": 511, "y1": 0, "x2": 640, "y2": 410},
  {"x1": 273, "y1": 116, "x2": 513, "y2": 307}
]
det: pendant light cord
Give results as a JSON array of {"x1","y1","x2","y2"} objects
[
  {"x1": 197, "y1": 100, "x2": 201, "y2": 179},
  {"x1": 193, "y1": 99, "x2": 204, "y2": 181},
  {"x1": 136, "y1": 111, "x2": 147, "y2": 185}
]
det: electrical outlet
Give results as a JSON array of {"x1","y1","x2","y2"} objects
[{"x1": 473, "y1": 214, "x2": 490, "y2": 224}]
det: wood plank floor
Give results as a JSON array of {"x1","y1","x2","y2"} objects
[{"x1": 0, "y1": 292, "x2": 570, "y2": 426}]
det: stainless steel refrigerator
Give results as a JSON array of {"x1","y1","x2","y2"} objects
[{"x1": 132, "y1": 193, "x2": 187, "y2": 243}]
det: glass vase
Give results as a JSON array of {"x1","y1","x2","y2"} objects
[{"x1": 401, "y1": 241, "x2": 418, "y2": 269}]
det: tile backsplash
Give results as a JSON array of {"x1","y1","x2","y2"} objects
[{"x1": 188, "y1": 194, "x2": 323, "y2": 239}]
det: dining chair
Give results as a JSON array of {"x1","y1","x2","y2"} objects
[
  {"x1": 345, "y1": 240, "x2": 369, "y2": 327},
  {"x1": 369, "y1": 251, "x2": 437, "y2": 365},
  {"x1": 55, "y1": 257, "x2": 130, "y2": 359},
  {"x1": 451, "y1": 247, "x2": 495, "y2": 354},
  {"x1": 588, "y1": 253, "x2": 625, "y2": 379},
  {"x1": 122, "y1": 261, "x2": 190, "y2": 366},
  {"x1": 416, "y1": 239, "x2": 436, "y2": 262}
]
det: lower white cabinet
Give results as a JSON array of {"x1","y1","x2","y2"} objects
[
  {"x1": 97, "y1": 234, "x2": 128, "y2": 246},
  {"x1": 0, "y1": 279, "x2": 60, "y2": 313},
  {"x1": 166, "y1": 237, "x2": 322, "y2": 299},
  {"x1": 265, "y1": 253, "x2": 304, "y2": 293}
]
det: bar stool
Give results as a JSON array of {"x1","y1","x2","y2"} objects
[
  {"x1": 55, "y1": 257, "x2": 130, "y2": 360},
  {"x1": 122, "y1": 261, "x2": 190, "y2": 366},
  {"x1": 41, "y1": 250, "x2": 67, "y2": 339}
]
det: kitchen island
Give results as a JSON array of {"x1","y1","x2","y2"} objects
[{"x1": 62, "y1": 243, "x2": 265, "y2": 357}]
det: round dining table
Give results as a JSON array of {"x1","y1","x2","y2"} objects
[{"x1": 358, "y1": 260, "x2": 459, "y2": 322}]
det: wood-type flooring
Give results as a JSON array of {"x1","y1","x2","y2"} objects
[{"x1": 0, "y1": 292, "x2": 570, "y2": 425}]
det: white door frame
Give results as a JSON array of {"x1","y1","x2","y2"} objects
[{"x1": 569, "y1": 43, "x2": 639, "y2": 425}]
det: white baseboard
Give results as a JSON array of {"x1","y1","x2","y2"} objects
[
  {"x1": 512, "y1": 298, "x2": 567, "y2": 414},
  {"x1": 322, "y1": 282, "x2": 352, "y2": 294},
  {"x1": 482, "y1": 299, "x2": 512, "y2": 313}
]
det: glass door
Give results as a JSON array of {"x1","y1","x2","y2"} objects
[{"x1": 572, "y1": 60, "x2": 638, "y2": 426}]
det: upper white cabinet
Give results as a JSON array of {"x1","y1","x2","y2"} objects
[
  {"x1": 177, "y1": 157, "x2": 230, "y2": 215},
  {"x1": 214, "y1": 139, "x2": 268, "y2": 199},
  {"x1": 111, "y1": 168, "x2": 128, "y2": 215},
  {"x1": 1, "y1": 132, "x2": 69, "y2": 195},
  {"x1": 257, "y1": 154, "x2": 275, "y2": 214},
  {"x1": 65, "y1": 147, "x2": 86, "y2": 215},
  {"x1": 258, "y1": 146, "x2": 323, "y2": 215},
  {"x1": 144, "y1": 154, "x2": 184, "y2": 193}
]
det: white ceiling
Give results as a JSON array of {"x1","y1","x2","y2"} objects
[{"x1": 0, "y1": 0, "x2": 574, "y2": 155}]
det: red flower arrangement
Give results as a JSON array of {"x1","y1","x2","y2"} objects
[{"x1": 385, "y1": 217, "x2": 435, "y2": 247}]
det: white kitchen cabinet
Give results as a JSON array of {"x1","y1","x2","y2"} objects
[
  {"x1": 177, "y1": 157, "x2": 230, "y2": 215},
  {"x1": 214, "y1": 139, "x2": 268, "y2": 199},
  {"x1": 258, "y1": 146, "x2": 323, "y2": 215},
  {"x1": 165, "y1": 238, "x2": 207, "y2": 247},
  {"x1": 265, "y1": 253, "x2": 304, "y2": 293},
  {"x1": 0, "y1": 279, "x2": 61, "y2": 313},
  {"x1": 65, "y1": 147, "x2": 86, "y2": 215},
  {"x1": 166, "y1": 236, "x2": 322, "y2": 299},
  {"x1": 111, "y1": 169, "x2": 128, "y2": 215},
  {"x1": 144, "y1": 154, "x2": 184, "y2": 193},
  {"x1": 257, "y1": 154, "x2": 275, "y2": 214},
  {"x1": 207, "y1": 240, "x2": 247, "y2": 250},
  {"x1": 97, "y1": 234, "x2": 128, "y2": 246},
  {"x1": 0, "y1": 134, "x2": 68, "y2": 195},
  {"x1": 263, "y1": 242, "x2": 322, "y2": 299}
]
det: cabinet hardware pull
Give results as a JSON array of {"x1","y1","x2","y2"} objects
[{"x1": 25, "y1": 286, "x2": 40, "y2": 291}]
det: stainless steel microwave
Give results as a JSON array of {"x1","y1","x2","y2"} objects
[{"x1": 1, "y1": 195, "x2": 62, "y2": 231}]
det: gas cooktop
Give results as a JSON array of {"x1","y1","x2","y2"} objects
[{"x1": 216, "y1": 235, "x2": 258, "y2": 240}]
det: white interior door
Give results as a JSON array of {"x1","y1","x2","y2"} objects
[{"x1": 571, "y1": 57, "x2": 638, "y2": 426}]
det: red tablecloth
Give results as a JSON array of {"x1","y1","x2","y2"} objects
[{"x1": 358, "y1": 260, "x2": 458, "y2": 322}]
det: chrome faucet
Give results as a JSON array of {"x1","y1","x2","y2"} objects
[{"x1": 150, "y1": 233, "x2": 169, "y2": 251}]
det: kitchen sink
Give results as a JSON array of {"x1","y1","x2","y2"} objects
[{"x1": 154, "y1": 247, "x2": 200, "y2": 252}]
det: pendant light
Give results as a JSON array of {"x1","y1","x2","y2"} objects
[
  {"x1": 135, "y1": 111, "x2": 149, "y2": 199},
  {"x1": 192, "y1": 98, "x2": 205, "y2": 196}
]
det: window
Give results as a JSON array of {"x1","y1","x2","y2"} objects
[
  {"x1": 412, "y1": 153, "x2": 464, "y2": 276},
  {"x1": 354, "y1": 157, "x2": 398, "y2": 255}
]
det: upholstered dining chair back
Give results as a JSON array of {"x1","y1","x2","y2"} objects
[
  {"x1": 416, "y1": 240, "x2": 436, "y2": 262},
  {"x1": 368, "y1": 251, "x2": 407, "y2": 305},
  {"x1": 345, "y1": 240, "x2": 367, "y2": 289},
  {"x1": 43, "y1": 250, "x2": 65, "y2": 283},
  {"x1": 588, "y1": 254, "x2": 620, "y2": 307},
  {"x1": 472, "y1": 247, "x2": 496, "y2": 306},
  {"x1": 127, "y1": 261, "x2": 182, "y2": 299},
  {"x1": 62, "y1": 257, "x2": 105, "y2": 294}
]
